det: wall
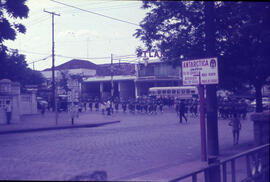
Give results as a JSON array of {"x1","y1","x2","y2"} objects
[
  {"x1": 20, "y1": 93, "x2": 38, "y2": 115},
  {"x1": 119, "y1": 81, "x2": 135, "y2": 99}
]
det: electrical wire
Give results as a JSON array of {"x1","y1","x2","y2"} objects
[
  {"x1": 29, "y1": 55, "x2": 52, "y2": 64},
  {"x1": 50, "y1": 0, "x2": 139, "y2": 26}
]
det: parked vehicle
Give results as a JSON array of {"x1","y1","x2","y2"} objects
[{"x1": 250, "y1": 97, "x2": 270, "y2": 111}]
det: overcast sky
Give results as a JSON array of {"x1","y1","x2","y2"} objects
[{"x1": 4, "y1": 0, "x2": 148, "y2": 71}]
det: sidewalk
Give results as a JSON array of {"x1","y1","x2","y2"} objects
[
  {"x1": 0, "y1": 111, "x2": 120, "y2": 135},
  {"x1": 116, "y1": 141, "x2": 256, "y2": 181}
]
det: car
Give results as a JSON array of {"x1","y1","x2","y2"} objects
[{"x1": 250, "y1": 97, "x2": 270, "y2": 111}]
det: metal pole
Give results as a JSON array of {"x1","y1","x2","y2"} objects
[{"x1": 199, "y1": 72, "x2": 207, "y2": 161}]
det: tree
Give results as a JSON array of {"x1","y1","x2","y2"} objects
[
  {"x1": 0, "y1": 0, "x2": 44, "y2": 86},
  {"x1": 0, "y1": 0, "x2": 28, "y2": 48},
  {"x1": 0, "y1": 49, "x2": 45, "y2": 86},
  {"x1": 134, "y1": 1, "x2": 270, "y2": 112}
]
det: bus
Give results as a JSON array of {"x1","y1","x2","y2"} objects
[{"x1": 149, "y1": 86, "x2": 198, "y2": 99}]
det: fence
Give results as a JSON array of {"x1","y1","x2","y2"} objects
[{"x1": 169, "y1": 143, "x2": 269, "y2": 182}]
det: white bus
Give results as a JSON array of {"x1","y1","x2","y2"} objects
[{"x1": 149, "y1": 86, "x2": 198, "y2": 98}]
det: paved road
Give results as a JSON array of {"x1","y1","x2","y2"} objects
[{"x1": 0, "y1": 110, "x2": 254, "y2": 181}]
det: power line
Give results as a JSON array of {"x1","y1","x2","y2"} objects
[
  {"x1": 29, "y1": 55, "x2": 52, "y2": 64},
  {"x1": 55, "y1": 54, "x2": 138, "y2": 61},
  {"x1": 15, "y1": 48, "x2": 138, "y2": 60},
  {"x1": 18, "y1": 50, "x2": 51, "y2": 56},
  {"x1": 50, "y1": 0, "x2": 139, "y2": 26}
]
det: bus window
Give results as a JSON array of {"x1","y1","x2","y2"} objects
[
  {"x1": 162, "y1": 90, "x2": 166, "y2": 94},
  {"x1": 177, "y1": 89, "x2": 180, "y2": 94},
  {"x1": 181, "y1": 90, "x2": 185, "y2": 94},
  {"x1": 167, "y1": 90, "x2": 171, "y2": 94},
  {"x1": 172, "y1": 90, "x2": 176, "y2": 94},
  {"x1": 158, "y1": 90, "x2": 161, "y2": 94}
]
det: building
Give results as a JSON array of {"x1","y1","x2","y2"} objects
[
  {"x1": 0, "y1": 79, "x2": 38, "y2": 124},
  {"x1": 40, "y1": 58, "x2": 182, "y2": 101},
  {"x1": 83, "y1": 59, "x2": 182, "y2": 99}
]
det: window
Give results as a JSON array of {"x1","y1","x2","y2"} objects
[
  {"x1": 162, "y1": 90, "x2": 166, "y2": 94},
  {"x1": 167, "y1": 90, "x2": 171, "y2": 94},
  {"x1": 172, "y1": 90, "x2": 176, "y2": 94},
  {"x1": 158, "y1": 90, "x2": 161, "y2": 94}
]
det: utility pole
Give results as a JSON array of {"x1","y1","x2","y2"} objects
[
  {"x1": 111, "y1": 53, "x2": 114, "y2": 99},
  {"x1": 86, "y1": 37, "x2": 89, "y2": 58},
  {"x1": 205, "y1": 1, "x2": 219, "y2": 157},
  {"x1": 44, "y1": 9, "x2": 60, "y2": 125},
  {"x1": 205, "y1": 1, "x2": 220, "y2": 181}
]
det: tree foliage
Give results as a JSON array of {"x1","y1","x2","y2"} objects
[
  {"x1": 134, "y1": 1, "x2": 270, "y2": 111},
  {"x1": 0, "y1": 0, "x2": 44, "y2": 86}
]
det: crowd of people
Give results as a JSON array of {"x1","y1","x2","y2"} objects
[
  {"x1": 81, "y1": 96, "x2": 199, "y2": 117},
  {"x1": 38, "y1": 95, "x2": 250, "y2": 122},
  {"x1": 78, "y1": 95, "x2": 249, "y2": 121}
]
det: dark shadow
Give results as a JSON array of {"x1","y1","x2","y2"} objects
[{"x1": 69, "y1": 170, "x2": 108, "y2": 181}]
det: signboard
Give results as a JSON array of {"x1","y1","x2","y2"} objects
[{"x1": 182, "y1": 58, "x2": 218, "y2": 85}]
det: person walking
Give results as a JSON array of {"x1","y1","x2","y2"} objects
[
  {"x1": 89, "y1": 99, "x2": 93, "y2": 112},
  {"x1": 100, "y1": 100, "x2": 106, "y2": 115},
  {"x1": 5, "y1": 100, "x2": 12, "y2": 125},
  {"x1": 41, "y1": 103, "x2": 46, "y2": 116},
  {"x1": 106, "y1": 100, "x2": 111, "y2": 116},
  {"x1": 178, "y1": 100, "x2": 187, "y2": 123},
  {"x1": 229, "y1": 113, "x2": 242, "y2": 145}
]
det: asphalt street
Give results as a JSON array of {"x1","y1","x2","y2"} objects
[{"x1": 0, "y1": 110, "x2": 254, "y2": 181}]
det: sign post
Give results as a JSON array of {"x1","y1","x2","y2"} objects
[
  {"x1": 198, "y1": 72, "x2": 207, "y2": 161},
  {"x1": 182, "y1": 57, "x2": 218, "y2": 162}
]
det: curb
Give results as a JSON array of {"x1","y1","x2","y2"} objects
[{"x1": 0, "y1": 120, "x2": 120, "y2": 135}]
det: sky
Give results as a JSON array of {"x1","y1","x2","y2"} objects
[{"x1": 4, "y1": 0, "x2": 149, "y2": 71}]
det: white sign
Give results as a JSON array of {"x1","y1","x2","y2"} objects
[{"x1": 182, "y1": 58, "x2": 218, "y2": 85}]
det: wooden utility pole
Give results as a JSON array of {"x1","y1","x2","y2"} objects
[
  {"x1": 204, "y1": 1, "x2": 219, "y2": 157},
  {"x1": 44, "y1": 9, "x2": 60, "y2": 125},
  {"x1": 204, "y1": 2, "x2": 220, "y2": 181}
]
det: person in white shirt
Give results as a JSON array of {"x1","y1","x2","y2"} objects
[
  {"x1": 5, "y1": 100, "x2": 12, "y2": 125},
  {"x1": 106, "y1": 100, "x2": 111, "y2": 115}
]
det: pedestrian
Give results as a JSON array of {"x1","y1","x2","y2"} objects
[
  {"x1": 106, "y1": 100, "x2": 111, "y2": 116},
  {"x1": 178, "y1": 100, "x2": 187, "y2": 123},
  {"x1": 41, "y1": 103, "x2": 46, "y2": 116},
  {"x1": 5, "y1": 100, "x2": 12, "y2": 124},
  {"x1": 95, "y1": 100, "x2": 99, "y2": 111},
  {"x1": 122, "y1": 100, "x2": 127, "y2": 113},
  {"x1": 89, "y1": 100, "x2": 93, "y2": 112},
  {"x1": 100, "y1": 100, "x2": 106, "y2": 115},
  {"x1": 69, "y1": 102, "x2": 76, "y2": 125},
  {"x1": 229, "y1": 113, "x2": 242, "y2": 145}
]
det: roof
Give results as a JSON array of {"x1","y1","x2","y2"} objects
[
  {"x1": 149, "y1": 86, "x2": 197, "y2": 90},
  {"x1": 42, "y1": 59, "x2": 135, "y2": 76},
  {"x1": 43, "y1": 59, "x2": 98, "y2": 71},
  {"x1": 84, "y1": 75, "x2": 136, "y2": 82},
  {"x1": 96, "y1": 63, "x2": 136, "y2": 76}
]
